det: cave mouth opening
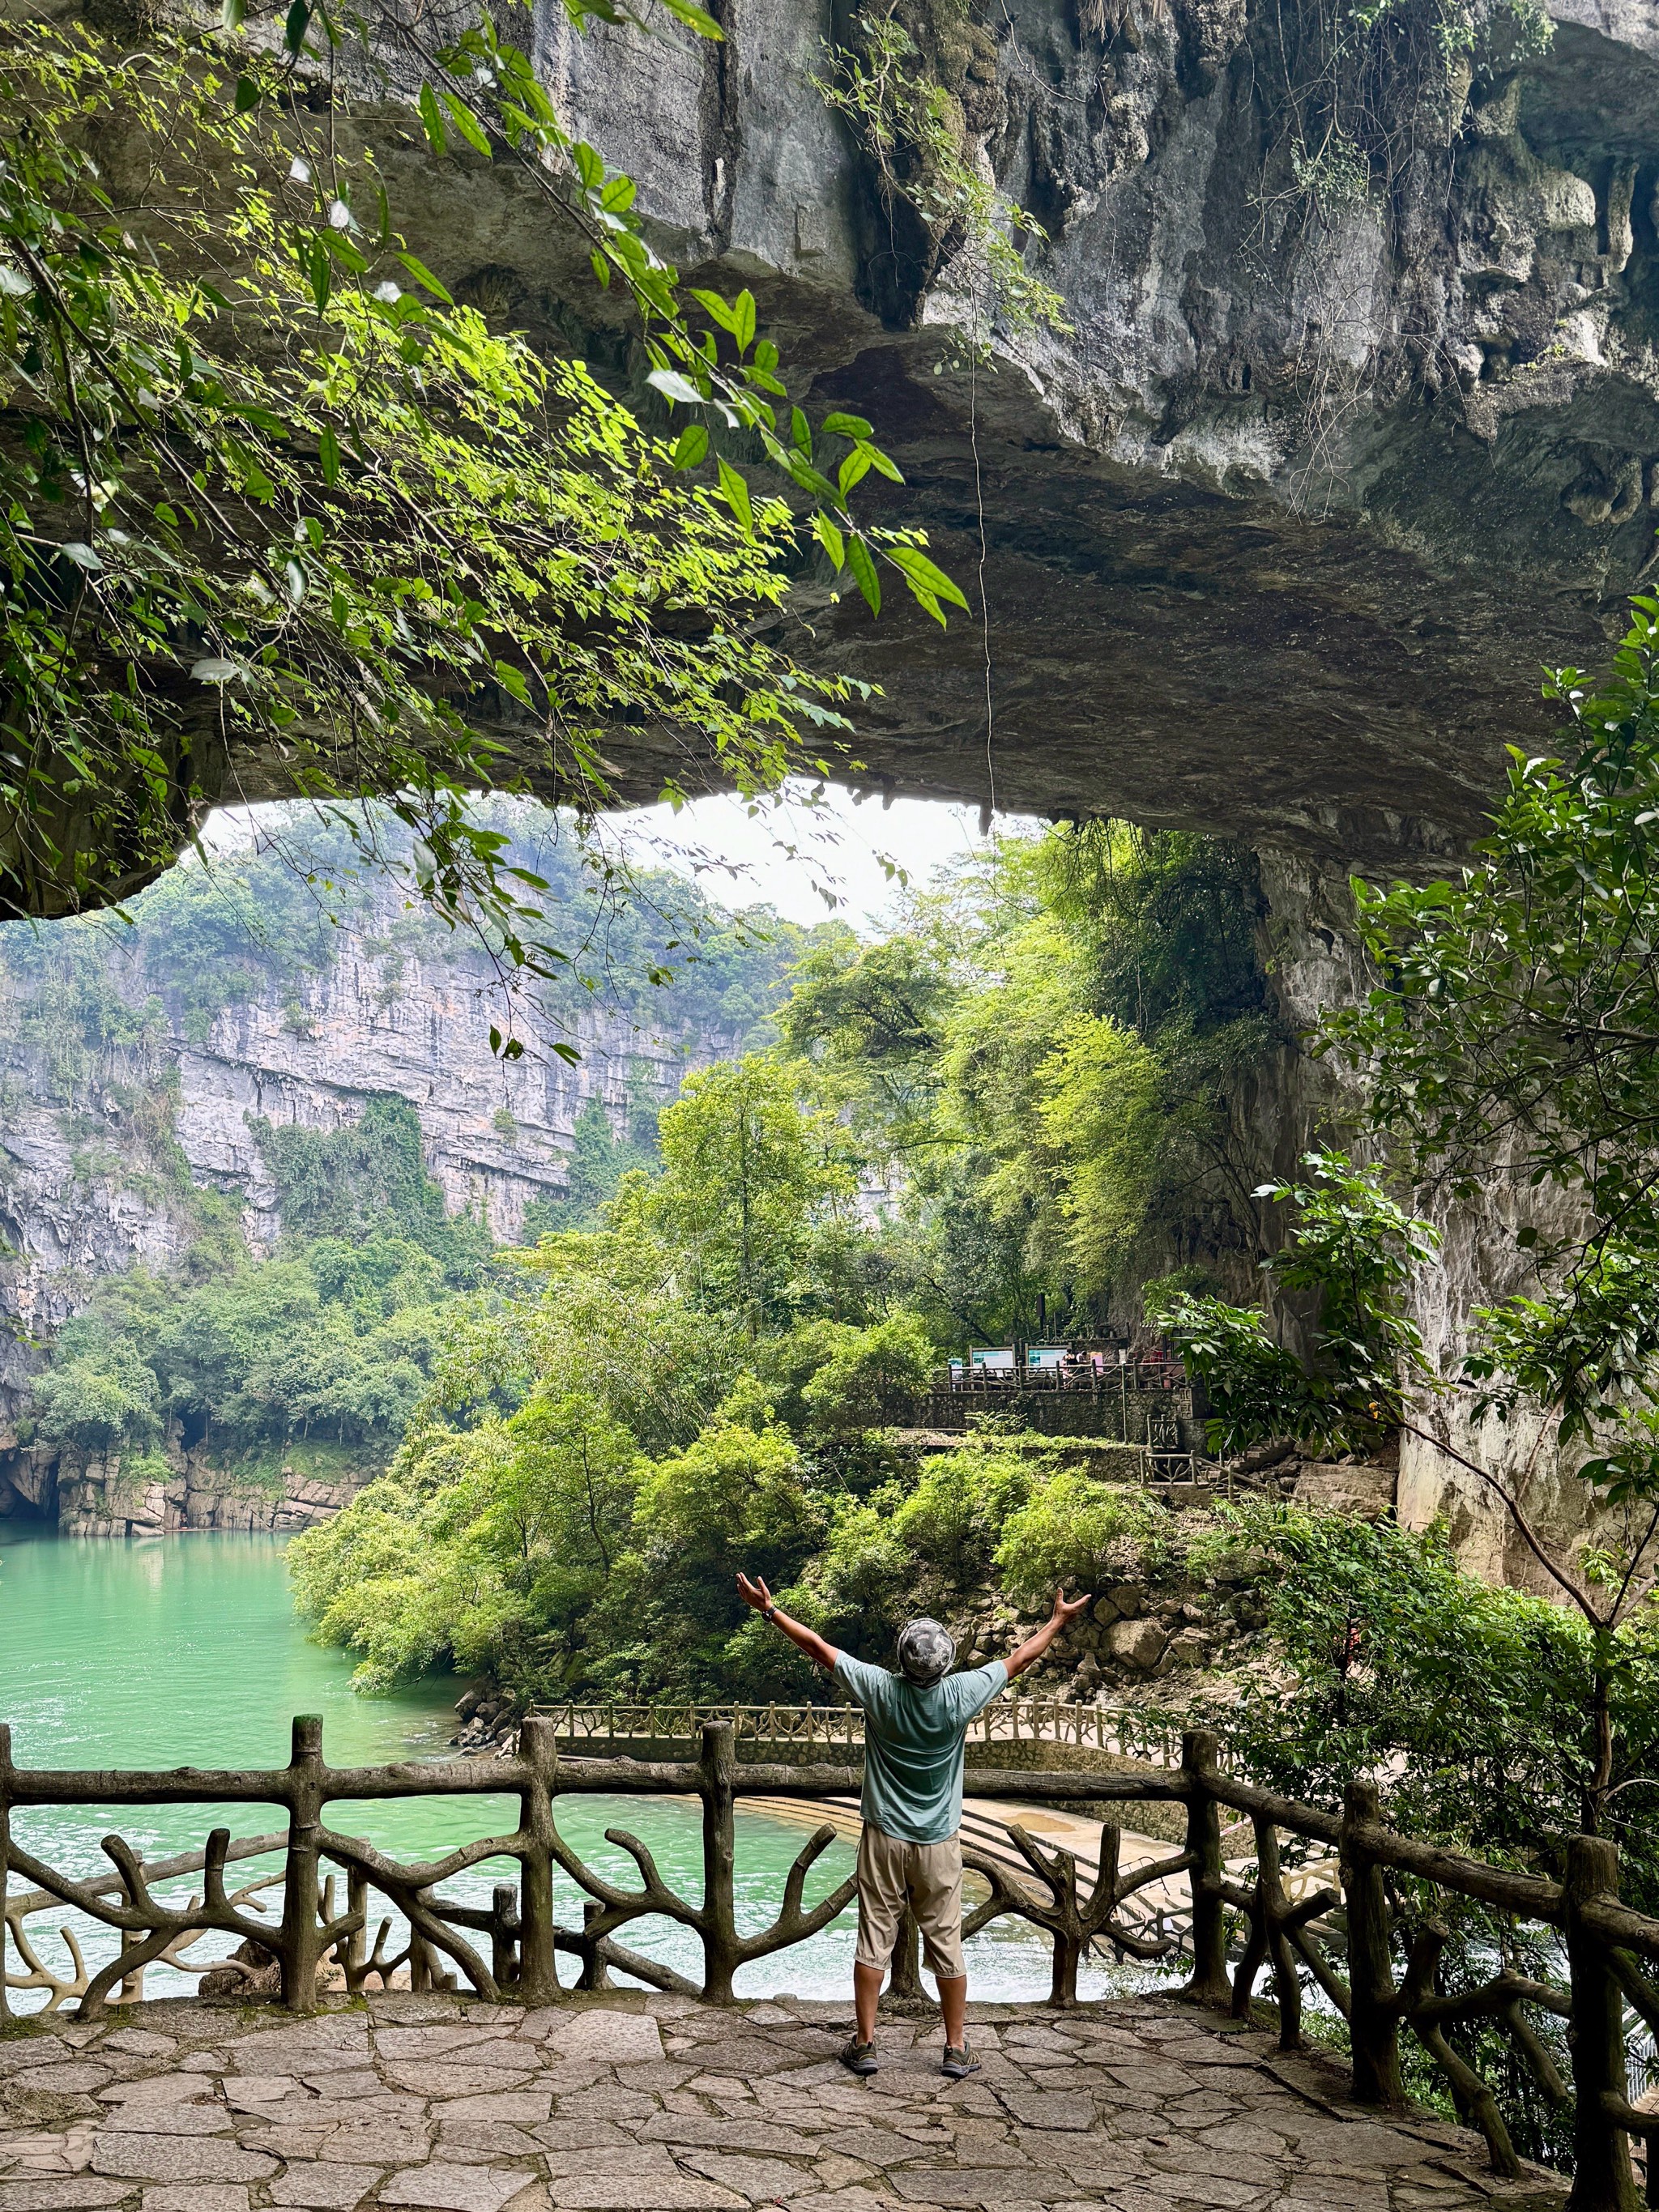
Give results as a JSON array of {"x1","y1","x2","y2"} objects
[{"x1": 0, "y1": 1473, "x2": 52, "y2": 1525}]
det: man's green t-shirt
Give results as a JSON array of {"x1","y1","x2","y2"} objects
[{"x1": 834, "y1": 1652, "x2": 1009, "y2": 1844}]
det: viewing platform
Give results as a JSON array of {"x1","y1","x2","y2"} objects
[
  {"x1": 0, "y1": 1986, "x2": 1567, "y2": 2212},
  {"x1": 4, "y1": 1715, "x2": 1654, "y2": 2206}
]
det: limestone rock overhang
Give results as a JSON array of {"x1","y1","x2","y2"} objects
[{"x1": 68, "y1": 0, "x2": 1659, "y2": 875}]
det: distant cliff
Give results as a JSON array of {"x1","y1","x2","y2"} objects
[{"x1": 0, "y1": 805, "x2": 819, "y2": 1528}]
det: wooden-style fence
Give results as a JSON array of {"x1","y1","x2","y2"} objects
[
  {"x1": 528, "y1": 1695, "x2": 1188, "y2": 1766},
  {"x1": 5, "y1": 1717, "x2": 1659, "y2": 2210}
]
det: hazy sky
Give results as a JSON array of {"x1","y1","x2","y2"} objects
[
  {"x1": 206, "y1": 782, "x2": 1041, "y2": 936},
  {"x1": 611, "y1": 782, "x2": 1038, "y2": 932}
]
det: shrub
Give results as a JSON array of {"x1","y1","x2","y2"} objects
[
  {"x1": 891, "y1": 1447, "x2": 1034, "y2": 1583},
  {"x1": 993, "y1": 1474, "x2": 1170, "y2": 1600},
  {"x1": 800, "y1": 1310, "x2": 936, "y2": 1433}
]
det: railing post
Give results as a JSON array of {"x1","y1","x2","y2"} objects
[
  {"x1": 279, "y1": 1715, "x2": 326, "y2": 2014},
  {"x1": 698, "y1": 1721, "x2": 740, "y2": 2005},
  {"x1": 0, "y1": 1723, "x2": 11, "y2": 2022},
  {"x1": 1341, "y1": 1780, "x2": 1405, "y2": 2109},
  {"x1": 491, "y1": 1882, "x2": 520, "y2": 1991},
  {"x1": 1180, "y1": 1728, "x2": 1230, "y2": 2006},
  {"x1": 343, "y1": 1865, "x2": 368, "y2": 1993},
  {"x1": 1564, "y1": 1834, "x2": 1641, "y2": 2212},
  {"x1": 517, "y1": 1715, "x2": 561, "y2": 2007},
  {"x1": 889, "y1": 1908, "x2": 924, "y2": 2001}
]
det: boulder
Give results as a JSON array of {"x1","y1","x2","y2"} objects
[
  {"x1": 1292, "y1": 1460, "x2": 1397, "y2": 1522},
  {"x1": 1106, "y1": 1617, "x2": 1167, "y2": 1673},
  {"x1": 1166, "y1": 1629, "x2": 1213, "y2": 1669}
]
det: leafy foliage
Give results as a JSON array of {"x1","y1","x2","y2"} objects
[
  {"x1": 1325, "y1": 600, "x2": 1659, "y2": 1256},
  {"x1": 1211, "y1": 1504, "x2": 1659, "y2": 1912},
  {"x1": 653, "y1": 1053, "x2": 859, "y2": 1332},
  {"x1": 251, "y1": 1097, "x2": 493, "y2": 1282},
  {"x1": 32, "y1": 1231, "x2": 461, "y2": 1460},
  {"x1": 0, "y1": 0, "x2": 965, "y2": 932}
]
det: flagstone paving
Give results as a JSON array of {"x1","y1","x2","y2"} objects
[{"x1": 0, "y1": 1991, "x2": 1568, "y2": 2212}]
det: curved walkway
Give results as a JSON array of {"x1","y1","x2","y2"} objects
[{"x1": 0, "y1": 1990, "x2": 1563, "y2": 2212}]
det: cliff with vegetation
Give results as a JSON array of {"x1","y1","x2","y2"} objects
[{"x1": 0, "y1": 805, "x2": 822, "y2": 1534}]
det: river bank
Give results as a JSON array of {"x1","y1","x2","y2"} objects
[{"x1": 0, "y1": 1438, "x2": 367, "y2": 1538}]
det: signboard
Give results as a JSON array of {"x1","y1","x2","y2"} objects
[{"x1": 969, "y1": 1345, "x2": 1017, "y2": 1375}]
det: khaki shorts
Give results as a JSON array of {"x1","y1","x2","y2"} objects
[{"x1": 854, "y1": 1825, "x2": 966, "y2": 1981}]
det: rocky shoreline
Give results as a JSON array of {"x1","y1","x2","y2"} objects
[{"x1": 0, "y1": 1438, "x2": 365, "y2": 1538}]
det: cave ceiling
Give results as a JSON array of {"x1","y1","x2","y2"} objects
[{"x1": 307, "y1": 0, "x2": 1659, "y2": 867}]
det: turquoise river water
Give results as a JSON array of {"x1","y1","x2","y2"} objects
[{"x1": 0, "y1": 1527, "x2": 1124, "y2": 2007}]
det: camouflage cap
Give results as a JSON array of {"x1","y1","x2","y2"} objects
[{"x1": 896, "y1": 1617, "x2": 957, "y2": 1686}]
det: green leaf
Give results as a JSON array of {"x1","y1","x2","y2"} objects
[
  {"x1": 847, "y1": 535, "x2": 880, "y2": 616},
  {"x1": 439, "y1": 92, "x2": 492, "y2": 157},
  {"x1": 307, "y1": 241, "x2": 331, "y2": 313},
  {"x1": 396, "y1": 252, "x2": 454, "y2": 303},
  {"x1": 659, "y1": 0, "x2": 723, "y2": 35},
  {"x1": 837, "y1": 447, "x2": 871, "y2": 498},
  {"x1": 790, "y1": 406, "x2": 811, "y2": 458},
  {"x1": 489, "y1": 1025, "x2": 527, "y2": 1061},
  {"x1": 821, "y1": 411, "x2": 872, "y2": 438},
  {"x1": 888, "y1": 542, "x2": 970, "y2": 613},
  {"x1": 812, "y1": 513, "x2": 846, "y2": 573},
  {"x1": 672, "y1": 424, "x2": 710, "y2": 470},
  {"x1": 417, "y1": 81, "x2": 446, "y2": 154},
  {"x1": 233, "y1": 74, "x2": 262, "y2": 113},
  {"x1": 732, "y1": 288, "x2": 757, "y2": 354},
  {"x1": 318, "y1": 425, "x2": 340, "y2": 486},
  {"x1": 284, "y1": 0, "x2": 309, "y2": 53},
  {"x1": 716, "y1": 455, "x2": 754, "y2": 537},
  {"x1": 689, "y1": 288, "x2": 740, "y2": 339},
  {"x1": 646, "y1": 368, "x2": 705, "y2": 407},
  {"x1": 220, "y1": 0, "x2": 246, "y2": 28}
]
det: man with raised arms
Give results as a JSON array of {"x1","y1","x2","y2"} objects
[{"x1": 736, "y1": 1572, "x2": 1092, "y2": 2078}]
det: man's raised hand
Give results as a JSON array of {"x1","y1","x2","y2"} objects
[
  {"x1": 1051, "y1": 1587, "x2": 1094, "y2": 1625},
  {"x1": 737, "y1": 1572, "x2": 774, "y2": 1613}
]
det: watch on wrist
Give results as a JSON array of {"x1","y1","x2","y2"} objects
[{"x1": 762, "y1": 1605, "x2": 777, "y2": 1623}]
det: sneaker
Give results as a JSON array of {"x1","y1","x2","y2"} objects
[
  {"x1": 839, "y1": 2037, "x2": 879, "y2": 2076},
  {"x1": 941, "y1": 2044, "x2": 980, "y2": 2079}
]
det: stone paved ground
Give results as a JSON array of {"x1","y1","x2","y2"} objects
[{"x1": 0, "y1": 1993, "x2": 1568, "y2": 2212}]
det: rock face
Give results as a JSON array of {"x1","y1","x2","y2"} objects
[
  {"x1": 0, "y1": 892, "x2": 732, "y2": 1345},
  {"x1": 0, "y1": 886, "x2": 750, "y2": 1532},
  {"x1": 176, "y1": 934, "x2": 711, "y2": 1256},
  {"x1": 332, "y1": 0, "x2": 1659, "y2": 864},
  {"x1": 0, "y1": 1442, "x2": 361, "y2": 1539}
]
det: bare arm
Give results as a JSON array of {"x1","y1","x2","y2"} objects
[
  {"x1": 737, "y1": 1572, "x2": 839, "y2": 1672},
  {"x1": 1005, "y1": 1587, "x2": 1094, "y2": 1681}
]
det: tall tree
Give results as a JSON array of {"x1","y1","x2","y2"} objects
[{"x1": 653, "y1": 1055, "x2": 857, "y2": 1333}]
